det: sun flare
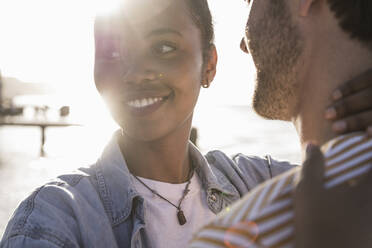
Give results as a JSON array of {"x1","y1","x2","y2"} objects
[{"x1": 94, "y1": 0, "x2": 123, "y2": 16}]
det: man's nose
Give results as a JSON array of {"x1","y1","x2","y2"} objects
[{"x1": 240, "y1": 37, "x2": 249, "y2": 54}]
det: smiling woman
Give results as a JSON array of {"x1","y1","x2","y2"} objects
[{"x1": 0, "y1": 0, "x2": 298, "y2": 247}]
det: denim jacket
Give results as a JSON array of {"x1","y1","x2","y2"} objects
[{"x1": 1, "y1": 133, "x2": 295, "y2": 248}]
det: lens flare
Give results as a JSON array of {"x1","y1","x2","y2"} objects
[
  {"x1": 94, "y1": 0, "x2": 123, "y2": 16},
  {"x1": 224, "y1": 221, "x2": 260, "y2": 248}
]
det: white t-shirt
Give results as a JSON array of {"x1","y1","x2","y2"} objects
[{"x1": 132, "y1": 173, "x2": 216, "y2": 248}]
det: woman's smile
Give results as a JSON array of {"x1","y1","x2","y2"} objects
[{"x1": 124, "y1": 93, "x2": 172, "y2": 117}]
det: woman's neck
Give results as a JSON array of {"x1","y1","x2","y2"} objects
[{"x1": 119, "y1": 120, "x2": 193, "y2": 184}]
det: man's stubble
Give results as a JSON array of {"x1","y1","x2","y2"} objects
[{"x1": 248, "y1": 0, "x2": 304, "y2": 121}]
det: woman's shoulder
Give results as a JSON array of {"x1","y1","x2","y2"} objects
[
  {"x1": 1, "y1": 165, "x2": 104, "y2": 247},
  {"x1": 205, "y1": 150, "x2": 297, "y2": 190}
]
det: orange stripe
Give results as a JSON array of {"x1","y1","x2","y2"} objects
[
  {"x1": 192, "y1": 236, "x2": 227, "y2": 247},
  {"x1": 203, "y1": 224, "x2": 258, "y2": 242},
  {"x1": 272, "y1": 233, "x2": 294, "y2": 248}
]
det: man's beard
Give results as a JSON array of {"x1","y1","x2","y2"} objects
[{"x1": 248, "y1": 0, "x2": 304, "y2": 121}]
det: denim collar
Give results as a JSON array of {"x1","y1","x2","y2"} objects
[{"x1": 94, "y1": 131, "x2": 239, "y2": 226}]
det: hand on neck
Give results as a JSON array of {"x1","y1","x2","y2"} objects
[{"x1": 294, "y1": 33, "x2": 372, "y2": 149}]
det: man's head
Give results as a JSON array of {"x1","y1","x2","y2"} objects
[{"x1": 241, "y1": 0, "x2": 372, "y2": 121}]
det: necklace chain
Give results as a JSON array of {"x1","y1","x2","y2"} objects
[{"x1": 133, "y1": 163, "x2": 194, "y2": 225}]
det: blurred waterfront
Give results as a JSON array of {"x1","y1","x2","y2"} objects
[{"x1": 0, "y1": 105, "x2": 301, "y2": 236}]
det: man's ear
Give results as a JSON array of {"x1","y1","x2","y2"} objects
[
  {"x1": 204, "y1": 44, "x2": 218, "y2": 86},
  {"x1": 299, "y1": 0, "x2": 317, "y2": 17}
]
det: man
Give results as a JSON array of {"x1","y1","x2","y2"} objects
[{"x1": 191, "y1": 0, "x2": 372, "y2": 247}]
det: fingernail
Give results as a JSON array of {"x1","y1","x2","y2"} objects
[
  {"x1": 325, "y1": 107, "x2": 337, "y2": 119},
  {"x1": 332, "y1": 90, "x2": 342, "y2": 100},
  {"x1": 368, "y1": 127, "x2": 372, "y2": 137},
  {"x1": 332, "y1": 121, "x2": 347, "y2": 132}
]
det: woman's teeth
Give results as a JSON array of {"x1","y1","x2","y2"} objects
[{"x1": 127, "y1": 97, "x2": 163, "y2": 108}]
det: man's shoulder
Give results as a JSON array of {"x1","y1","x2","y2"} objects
[
  {"x1": 1, "y1": 166, "x2": 99, "y2": 247},
  {"x1": 191, "y1": 166, "x2": 299, "y2": 247},
  {"x1": 217, "y1": 166, "x2": 299, "y2": 224}
]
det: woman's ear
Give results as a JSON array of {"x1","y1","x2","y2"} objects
[{"x1": 203, "y1": 44, "x2": 218, "y2": 87}]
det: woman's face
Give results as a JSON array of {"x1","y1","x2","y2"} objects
[{"x1": 94, "y1": 0, "x2": 216, "y2": 142}]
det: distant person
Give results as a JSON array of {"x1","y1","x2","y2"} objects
[
  {"x1": 1, "y1": 0, "x2": 372, "y2": 247},
  {"x1": 191, "y1": 0, "x2": 372, "y2": 247}
]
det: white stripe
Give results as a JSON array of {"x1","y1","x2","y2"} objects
[
  {"x1": 248, "y1": 183, "x2": 273, "y2": 218},
  {"x1": 197, "y1": 228, "x2": 228, "y2": 243},
  {"x1": 268, "y1": 176, "x2": 288, "y2": 203},
  {"x1": 254, "y1": 198, "x2": 292, "y2": 223},
  {"x1": 325, "y1": 164, "x2": 371, "y2": 188},
  {"x1": 225, "y1": 189, "x2": 260, "y2": 225},
  {"x1": 197, "y1": 227, "x2": 258, "y2": 248},
  {"x1": 326, "y1": 139, "x2": 372, "y2": 166},
  {"x1": 325, "y1": 135, "x2": 364, "y2": 158},
  {"x1": 326, "y1": 152, "x2": 372, "y2": 178},
  {"x1": 258, "y1": 209, "x2": 293, "y2": 234},
  {"x1": 261, "y1": 226, "x2": 294, "y2": 247},
  {"x1": 190, "y1": 241, "x2": 225, "y2": 248}
]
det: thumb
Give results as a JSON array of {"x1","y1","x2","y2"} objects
[{"x1": 301, "y1": 143, "x2": 325, "y2": 188}]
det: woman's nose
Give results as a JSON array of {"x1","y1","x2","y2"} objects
[
  {"x1": 240, "y1": 37, "x2": 249, "y2": 54},
  {"x1": 121, "y1": 57, "x2": 158, "y2": 84}
]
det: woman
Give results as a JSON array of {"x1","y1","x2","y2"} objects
[{"x1": 1, "y1": 0, "x2": 372, "y2": 247}]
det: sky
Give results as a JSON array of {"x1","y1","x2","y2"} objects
[{"x1": 0, "y1": 0, "x2": 256, "y2": 106}]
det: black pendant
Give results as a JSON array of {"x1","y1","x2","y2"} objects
[{"x1": 177, "y1": 210, "x2": 187, "y2": 225}]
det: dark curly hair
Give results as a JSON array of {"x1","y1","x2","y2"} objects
[
  {"x1": 327, "y1": 0, "x2": 372, "y2": 50},
  {"x1": 185, "y1": 0, "x2": 215, "y2": 60}
]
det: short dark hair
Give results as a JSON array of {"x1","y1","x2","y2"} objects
[
  {"x1": 185, "y1": 0, "x2": 215, "y2": 60},
  {"x1": 327, "y1": 0, "x2": 372, "y2": 50}
]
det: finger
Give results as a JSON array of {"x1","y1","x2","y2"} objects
[
  {"x1": 301, "y1": 144, "x2": 325, "y2": 188},
  {"x1": 332, "y1": 68, "x2": 372, "y2": 100},
  {"x1": 326, "y1": 86, "x2": 372, "y2": 120},
  {"x1": 368, "y1": 126, "x2": 372, "y2": 137},
  {"x1": 331, "y1": 110, "x2": 372, "y2": 134}
]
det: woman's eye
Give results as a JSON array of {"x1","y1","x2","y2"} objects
[{"x1": 153, "y1": 43, "x2": 176, "y2": 55}]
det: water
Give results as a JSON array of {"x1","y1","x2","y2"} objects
[{"x1": 0, "y1": 105, "x2": 301, "y2": 237}]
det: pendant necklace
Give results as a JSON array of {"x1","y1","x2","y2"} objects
[{"x1": 133, "y1": 165, "x2": 193, "y2": 226}]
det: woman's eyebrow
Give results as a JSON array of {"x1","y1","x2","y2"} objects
[{"x1": 146, "y1": 28, "x2": 183, "y2": 38}]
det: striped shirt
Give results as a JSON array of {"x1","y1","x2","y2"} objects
[{"x1": 190, "y1": 133, "x2": 372, "y2": 248}]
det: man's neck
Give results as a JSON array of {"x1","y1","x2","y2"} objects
[{"x1": 293, "y1": 36, "x2": 372, "y2": 148}]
